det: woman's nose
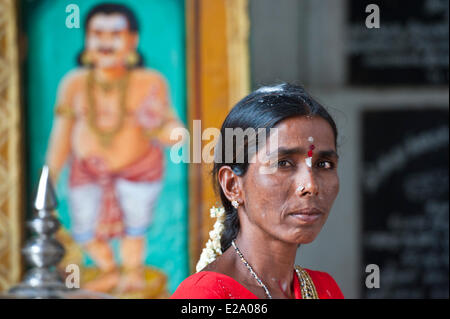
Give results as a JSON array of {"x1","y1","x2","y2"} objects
[{"x1": 295, "y1": 166, "x2": 319, "y2": 196}]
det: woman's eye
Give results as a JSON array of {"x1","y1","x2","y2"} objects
[
  {"x1": 278, "y1": 159, "x2": 292, "y2": 168},
  {"x1": 317, "y1": 160, "x2": 334, "y2": 169}
]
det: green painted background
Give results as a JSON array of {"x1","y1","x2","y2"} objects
[{"x1": 22, "y1": 0, "x2": 188, "y2": 293}]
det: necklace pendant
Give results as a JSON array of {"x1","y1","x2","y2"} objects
[
  {"x1": 99, "y1": 134, "x2": 112, "y2": 147},
  {"x1": 101, "y1": 83, "x2": 114, "y2": 93}
]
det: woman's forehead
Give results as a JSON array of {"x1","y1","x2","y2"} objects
[
  {"x1": 273, "y1": 116, "x2": 336, "y2": 149},
  {"x1": 89, "y1": 14, "x2": 129, "y2": 32}
]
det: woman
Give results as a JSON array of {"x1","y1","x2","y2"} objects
[{"x1": 172, "y1": 83, "x2": 344, "y2": 299}]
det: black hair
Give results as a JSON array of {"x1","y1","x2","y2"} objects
[
  {"x1": 76, "y1": 3, "x2": 144, "y2": 67},
  {"x1": 213, "y1": 83, "x2": 338, "y2": 252}
]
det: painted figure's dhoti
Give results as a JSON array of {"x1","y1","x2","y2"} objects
[{"x1": 68, "y1": 144, "x2": 164, "y2": 243}]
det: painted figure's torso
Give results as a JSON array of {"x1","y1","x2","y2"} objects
[{"x1": 64, "y1": 68, "x2": 167, "y2": 172}]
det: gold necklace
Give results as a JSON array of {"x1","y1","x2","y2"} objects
[
  {"x1": 231, "y1": 240, "x2": 319, "y2": 299},
  {"x1": 93, "y1": 75, "x2": 127, "y2": 93},
  {"x1": 295, "y1": 266, "x2": 319, "y2": 299},
  {"x1": 86, "y1": 70, "x2": 130, "y2": 147}
]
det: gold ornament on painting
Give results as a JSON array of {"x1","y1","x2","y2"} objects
[
  {"x1": 81, "y1": 51, "x2": 93, "y2": 67},
  {"x1": 126, "y1": 51, "x2": 139, "y2": 68},
  {"x1": 86, "y1": 70, "x2": 130, "y2": 147}
]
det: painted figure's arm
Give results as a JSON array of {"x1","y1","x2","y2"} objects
[
  {"x1": 154, "y1": 107, "x2": 185, "y2": 146},
  {"x1": 46, "y1": 73, "x2": 77, "y2": 183},
  {"x1": 137, "y1": 75, "x2": 184, "y2": 146}
]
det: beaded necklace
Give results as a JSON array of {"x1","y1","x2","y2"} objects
[
  {"x1": 86, "y1": 70, "x2": 130, "y2": 147},
  {"x1": 231, "y1": 240, "x2": 319, "y2": 299}
]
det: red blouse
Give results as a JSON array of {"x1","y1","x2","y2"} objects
[{"x1": 171, "y1": 269, "x2": 344, "y2": 299}]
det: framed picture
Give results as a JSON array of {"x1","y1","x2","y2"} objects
[{"x1": 0, "y1": 0, "x2": 249, "y2": 298}]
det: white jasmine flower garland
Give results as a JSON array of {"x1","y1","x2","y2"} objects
[{"x1": 196, "y1": 206, "x2": 226, "y2": 272}]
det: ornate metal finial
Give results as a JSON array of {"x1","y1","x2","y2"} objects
[
  {"x1": 8, "y1": 165, "x2": 67, "y2": 298},
  {"x1": 33, "y1": 165, "x2": 58, "y2": 212}
]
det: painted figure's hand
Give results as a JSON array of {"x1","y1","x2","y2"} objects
[{"x1": 135, "y1": 92, "x2": 166, "y2": 130}]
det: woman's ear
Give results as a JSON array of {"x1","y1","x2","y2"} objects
[{"x1": 218, "y1": 166, "x2": 243, "y2": 203}]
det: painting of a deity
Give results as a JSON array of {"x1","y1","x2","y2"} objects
[{"x1": 23, "y1": 1, "x2": 188, "y2": 298}]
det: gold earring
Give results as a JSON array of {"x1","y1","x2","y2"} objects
[
  {"x1": 126, "y1": 51, "x2": 139, "y2": 67},
  {"x1": 81, "y1": 51, "x2": 93, "y2": 66}
]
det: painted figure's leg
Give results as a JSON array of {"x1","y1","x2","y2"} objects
[
  {"x1": 115, "y1": 178, "x2": 163, "y2": 292},
  {"x1": 121, "y1": 236, "x2": 145, "y2": 270},
  {"x1": 118, "y1": 236, "x2": 146, "y2": 292},
  {"x1": 69, "y1": 183, "x2": 119, "y2": 292},
  {"x1": 82, "y1": 239, "x2": 120, "y2": 292}
]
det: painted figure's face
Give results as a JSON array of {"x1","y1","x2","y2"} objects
[
  {"x1": 85, "y1": 13, "x2": 137, "y2": 68},
  {"x1": 241, "y1": 116, "x2": 340, "y2": 244}
]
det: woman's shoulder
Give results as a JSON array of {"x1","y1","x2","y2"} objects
[
  {"x1": 302, "y1": 268, "x2": 345, "y2": 299},
  {"x1": 171, "y1": 271, "x2": 257, "y2": 299}
]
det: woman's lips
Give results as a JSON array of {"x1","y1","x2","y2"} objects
[{"x1": 288, "y1": 208, "x2": 323, "y2": 224}]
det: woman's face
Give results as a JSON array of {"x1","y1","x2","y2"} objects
[
  {"x1": 85, "y1": 13, "x2": 137, "y2": 68},
  {"x1": 241, "y1": 116, "x2": 339, "y2": 244}
]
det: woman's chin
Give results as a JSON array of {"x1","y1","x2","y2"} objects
[
  {"x1": 288, "y1": 230, "x2": 321, "y2": 245},
  {"x1": 295, "y1": 237, "x2": 316, "y2": 245}
]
